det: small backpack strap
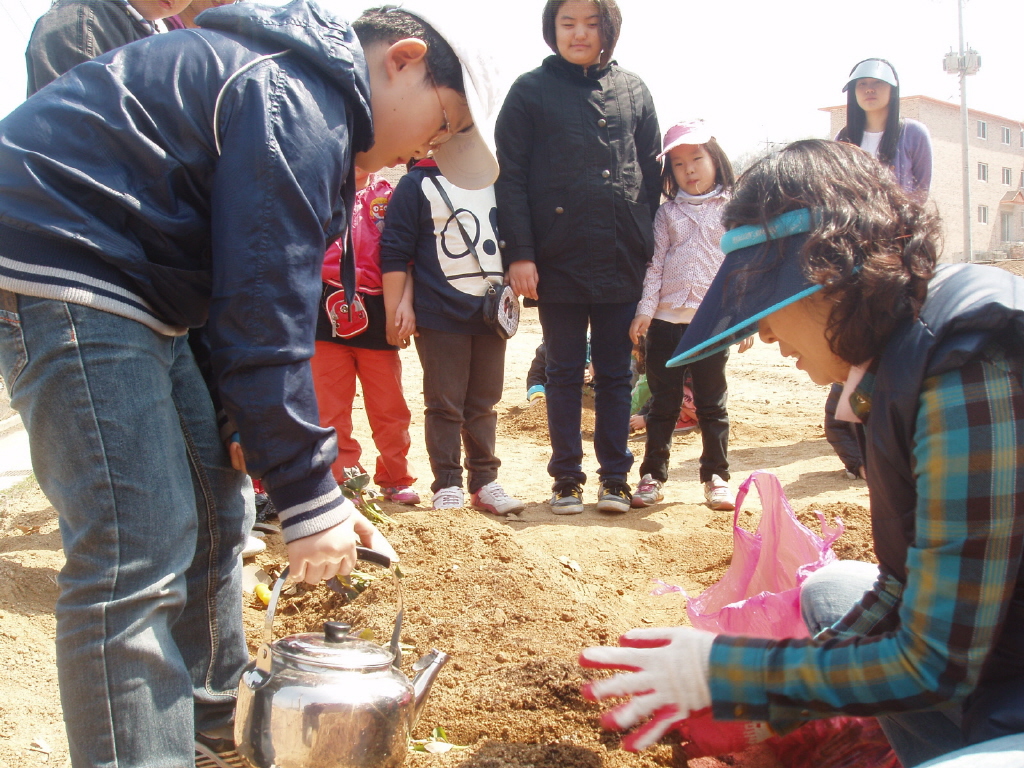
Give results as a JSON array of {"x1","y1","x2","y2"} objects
[{"x1": 428, "y1": 175, "x2": 488, "y2": 283}]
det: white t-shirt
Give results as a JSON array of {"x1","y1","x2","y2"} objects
[{"x1": 860, "y1": 131, "x2": 883, "y2": 158}]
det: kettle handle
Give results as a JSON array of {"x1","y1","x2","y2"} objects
[{"x1": 261, "y1": 547, "x2": 403, "y2": 666}]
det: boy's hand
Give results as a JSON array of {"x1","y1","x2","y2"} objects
[
  {"x1": 384, "y1": 311, "x2": 410, "y2": 348},
  {"x1": 393, "y1": 302, "x2": 417, "y2": 348},
  {"x1": 629, "y1": 414, "x2": 646, "y2": 432},
  {"x1": 630, "y1": 315, "x2": 652, "y2": 345},
  {"x1": 737, "y1": 337, "x2": 754, "y2": 353},
  {"x1": 285, "y1": 508, "x2": 393, "y2": 585},
  {"x1": 508, "y1": 260, "x2": 539, "y2": 301}
]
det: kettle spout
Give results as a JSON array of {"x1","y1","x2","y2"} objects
[{"x1": 411, "y1": 649, "x2": 450, "y2": 725}]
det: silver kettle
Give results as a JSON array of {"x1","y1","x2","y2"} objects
[{"x1": 234, "y1": 548, "x2": 449, "y2": 768}]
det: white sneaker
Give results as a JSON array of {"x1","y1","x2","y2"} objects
[
  {"x1": 241, "y1": 534, "x2": 266, "y2": 559},
  {"x1": 431, "y1": 486, "x2": 465, "y2": 510},
  {"x1": 703, "y1": 474, "x2": 735, "y2": 511},
  {"x1": 472, "y1": 481, "x2": 525, "y2": 516}
]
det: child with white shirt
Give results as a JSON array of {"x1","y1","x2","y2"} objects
[{"x1": 629, "y1": 120, "x2": 744, "y2": 511}]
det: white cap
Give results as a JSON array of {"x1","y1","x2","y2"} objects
[{"x1": 401, "y1": 6, "x2": 500, "y2": 190}]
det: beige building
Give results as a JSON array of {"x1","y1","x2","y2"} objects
[{"x1": 822, "y1": 96, "x2": 1024, "y2": 262}]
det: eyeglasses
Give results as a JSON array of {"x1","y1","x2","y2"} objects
[{"x1": 427, "y1": 87, "x2": 454, "y2": 149}]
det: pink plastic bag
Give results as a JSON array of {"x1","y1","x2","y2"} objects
[
  {"x1": 677, "y1": 474, "x2": 899, "y2": 767},
  {"x1": 687, "y1": 470, "x2": 843, "y2": 639}
]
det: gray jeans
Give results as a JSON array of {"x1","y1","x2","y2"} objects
[{"x1": 414, "y1": 326, "x2": 505, "y2": 493}]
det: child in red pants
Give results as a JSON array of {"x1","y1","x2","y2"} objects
[{"x1": 311, "y1": 169, "x2": 419, "y2": 503}]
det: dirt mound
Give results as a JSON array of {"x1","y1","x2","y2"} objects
[
  {"x1": 498, "y1": 391, "x2": 597, "y2": 444},
  {"x1": 244, "y1": 492, "x2": 877, "y2": 768},
  {"x1": 247, "y1": 507, "x2": 677, "y2": 767},
  {"x1": 796, "y1": 501, "x2": 875, "y2": 564}
]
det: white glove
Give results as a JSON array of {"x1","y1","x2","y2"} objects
[{"x1": 579, "y1": 626, "x2": 716, "y2": 751}]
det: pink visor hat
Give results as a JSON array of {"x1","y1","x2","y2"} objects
[{"x1": 657, "y1": 120, "x2": 715, "y2": 161}]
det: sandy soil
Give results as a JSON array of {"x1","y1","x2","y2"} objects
[{"x1": 0, "y1": 303, "x2": 885, "y2": 768}]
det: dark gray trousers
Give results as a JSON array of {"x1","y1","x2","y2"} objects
[{"x1": 415, "y1": 326, "x2": 505, "y2": 493}]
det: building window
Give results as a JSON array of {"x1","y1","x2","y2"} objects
[
  {"x1": 1002, "y1": 126, "x2": 1012, "y2": 144},
  {"x1": 978, "y1": 205, "x2": 988, "y2": 224},
  {"x1": 978, "y1": 162, "x2": 988, "y2": 182},
  {"x1": 977, "y1": 120, "x2": 987, "y2": 139},
  {"x1": 1003, "y1": 213, "x2": 1014, "y2": 242},
  {"x1": 1004, "y1": 167, "x2": 1014, "y2": 186}
]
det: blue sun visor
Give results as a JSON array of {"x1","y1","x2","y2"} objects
[{"x1": 667, "y1": 208, "x2": 820, "y2": 368}]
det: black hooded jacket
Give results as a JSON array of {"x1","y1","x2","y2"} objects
[{"x1": 494, "y1": 55, "x2": 661, "y2": 304}]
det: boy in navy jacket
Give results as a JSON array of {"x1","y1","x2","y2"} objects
[{"x1": 0, "y1": 2, "x2": 498, "y2": 765}]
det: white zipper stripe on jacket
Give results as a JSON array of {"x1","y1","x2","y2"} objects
[{"x1": 213, "y1": 51, "x2": 290, "y2": 156}]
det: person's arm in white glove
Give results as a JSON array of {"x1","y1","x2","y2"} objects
[{"x1": 579, "y1": 626, "x2": 717, "y2": 751}]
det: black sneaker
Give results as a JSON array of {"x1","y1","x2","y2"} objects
[
  {"x1": 596, "y1": 480, "x2": 631, "y2": 514},
  {"x1": 550, "y1": 478, "x2": 584, "y2": 515},
  {"x1": 254, "y1": 492, "x2": 277, "y2": 521}
]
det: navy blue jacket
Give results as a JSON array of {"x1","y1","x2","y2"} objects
[
  {"x1": 380, "y1": 161, "x2": 503, "y2": 336},
  {"x1": 0, "y1": 0, "x2": 373, "y2": 541},
  {"x1": 867, "y1": 264, "x2": 1024, "y2": 744}
]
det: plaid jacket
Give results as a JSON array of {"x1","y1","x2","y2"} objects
[{"x1": 708, "y1": 265, "x2": 1024, "y2": 745}]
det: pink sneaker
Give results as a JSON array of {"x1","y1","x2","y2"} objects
[
  {"x1": 381, "y1": 485, "x2": 421, "y2": 505},
  {"x1": 471, "y1": 481, "x2": 525, "y2": 516}
]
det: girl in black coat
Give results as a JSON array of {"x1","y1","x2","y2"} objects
[{"x1": 495, "y1": 0, "x2": 661, "y2": 514}]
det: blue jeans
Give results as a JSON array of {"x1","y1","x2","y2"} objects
[
  {"x1": 917, "y1": 733, "x2": 1024, "y2": 767},
  {"x1": 800, "y1": 560, "x2": 967, "y2": 767},
  {"x1": 538, "y1": 302, "x2": 636, "y2": 487},
  {"x1": 0, "y1": 294, "x2": 250, "y2": 768}
]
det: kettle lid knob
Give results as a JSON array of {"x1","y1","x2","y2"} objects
[{"x1": 324, "y1": 621, "x2": 352, "y2": 643}]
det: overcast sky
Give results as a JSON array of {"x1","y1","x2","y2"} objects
[{"x1": 1, "y1": 0, "x2": 1019, "y2": 158}]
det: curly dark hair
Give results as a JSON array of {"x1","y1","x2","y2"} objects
[
  {"x1": 542, "y1": 0, "x2": 622, "y2": 68},
  {"x1": 722, "y1": 139, "x2": 940, "y2": 365}
]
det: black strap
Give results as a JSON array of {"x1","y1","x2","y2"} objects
[
  {"x1": 339, "y1": 163, "x2": 358, "y2": 319},
  {"x1": 428, "y1": 175, "x2": 491, "y2": 285}
]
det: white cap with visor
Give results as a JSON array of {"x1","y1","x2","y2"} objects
[
  {"x1": 843, "y1": 59, "x2": 898, "y2": 92},
  {"x1": 400, "y1": 6, "x2": 500, "y2": 190}
]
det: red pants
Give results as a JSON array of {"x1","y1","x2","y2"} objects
[{"x1": 311, "y1": 342, "x2": 415, "y2": 488}]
